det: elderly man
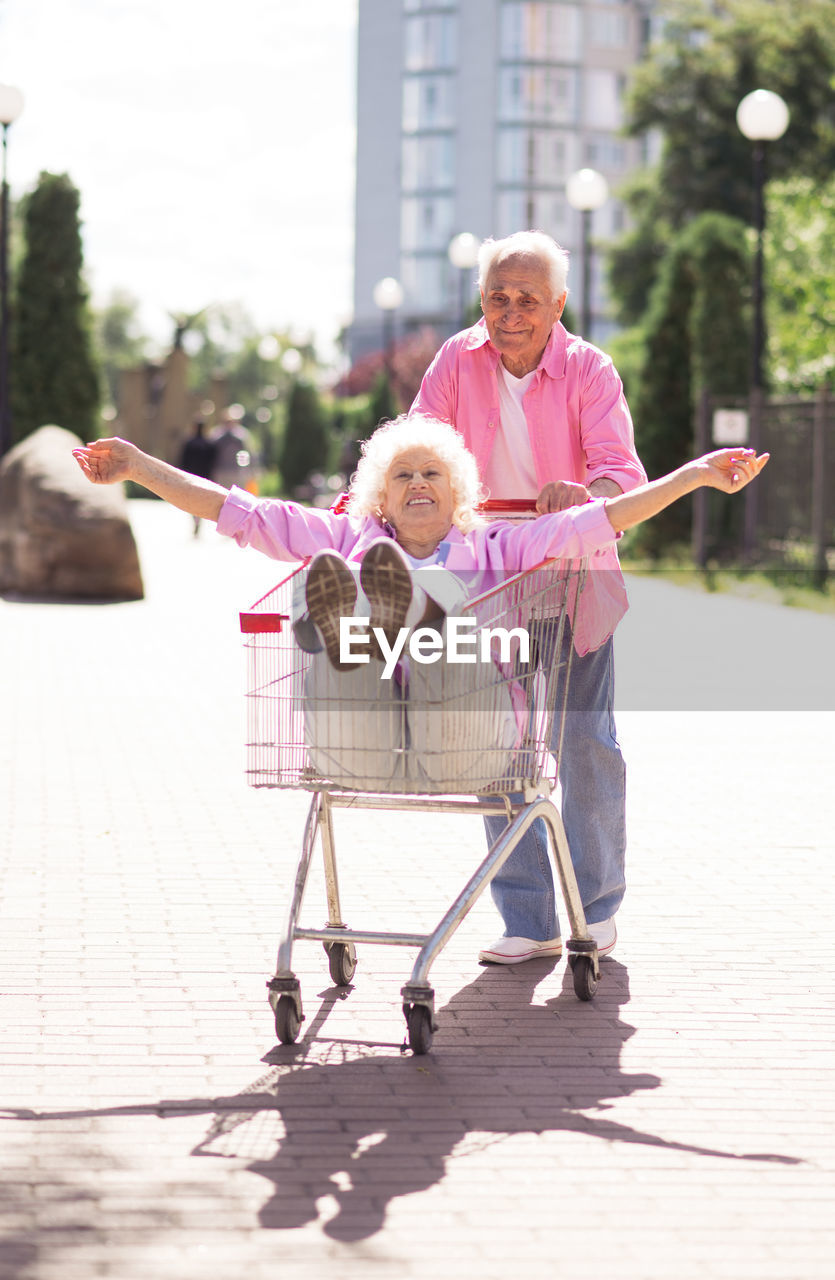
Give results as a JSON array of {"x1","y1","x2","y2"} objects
[{"x1": 411, "y1": 229, "x2": 647, "y2": 965}]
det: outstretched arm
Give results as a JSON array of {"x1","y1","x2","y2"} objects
[
  {"x1": 73, "y1": 438, "x2": 229, "y2": 522},
  {"x1": 603, "y1": 449, "x2": 769, "y2": 534}
]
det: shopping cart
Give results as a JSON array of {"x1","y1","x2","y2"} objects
[{"x1": 239, "y1": 505, "x2": 600, "y2": 1054}]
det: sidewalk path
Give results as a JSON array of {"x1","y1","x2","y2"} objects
[{"x1": 1, "y1": 500, "x2": 833, "y2": 1279}]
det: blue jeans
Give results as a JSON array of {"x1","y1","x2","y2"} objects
[{"x1": 484, "y1": 628, "x2": 626, "y2": 939}]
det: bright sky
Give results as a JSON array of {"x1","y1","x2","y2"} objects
[{"x1": 0, "y1": 0, "x2": 358, "y2": 362}]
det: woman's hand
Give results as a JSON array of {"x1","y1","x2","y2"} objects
[
  {"x1": 73, "y1": 436, "x2": 228, "y2": 521},
  {"x1": 73, "y1": 438, "x2": 139, "y2": 486},
  {"x1": 698, "y1": 448, "x2": 770, "y2": 493},
  {"x1": 604, "y1": 447, "x2": 770, "y2": 534}
]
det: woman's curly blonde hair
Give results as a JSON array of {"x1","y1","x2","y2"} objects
[{"x1": 346, "y1": 414, "x2": 486, "y2": 534}]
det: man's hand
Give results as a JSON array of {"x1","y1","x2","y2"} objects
[
  {"x1": 72, "y1": 438, "x2": 138, "y2": 486},
  {"x1": 535, "y1": 479, "x2": 592, "y2": 513}
]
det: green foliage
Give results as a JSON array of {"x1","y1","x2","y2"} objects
[
  {"x1": 632, "y1": 236, "x2": 695, "y2": 487},
  {"x1": 607, "y1": 172, "x2": 674, "y2": 328},
  {"x1": 280, "y1": 379, "x2": 332, "y2": 493},
  {"x1": 766, "y1": 174, "x2": 835, "y2": 392},
  {"x1": 631, "y1": 212, "x2": 751, "y2": 549},
  {"x1": 11, "y1": 172, "x2": 100, "y2": 443},
  {"x1": 559, "y1": 299, "x2": 579, "y2": 336},
  {"x1": 328, "y1": 375, "x2": 401, "y2": 482},
  {"x1": 608, "y1": 0, "x2": 835, "y2": 396},
  {"x1": 183, "y1": 301, "x2": 257, "y2": 393},
  {"x1": 331, "y1": 394, "x2": 374, "y2": 476},
  {"x1": 368, "y1": 371, "x2": 398, "y2": 432},
  {"x1": 92, "y1": 290, "x2": 148, "y2": 409},
  {"x1": 180, "y1": 305, "x2": 320, "y2": 462},
  {"x1": 682, "y1": 212, "x2": 751, "y2": 399},
  {"x1": 602, "y1": 323, "x2": 648, "y2": 406},
  {"x1": 625, "y1": 0, "x2": 835, "y2": 229}
]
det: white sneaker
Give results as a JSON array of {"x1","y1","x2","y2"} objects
[
  {"x1": 588, "y1": 917, "x2": 617, "y2": 957},
  {"x1": 478, "y1": 935, "x2": 563, "y2": 965}
]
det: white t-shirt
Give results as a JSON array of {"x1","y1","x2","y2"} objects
[
  {"x1": 482, "y1": 363, "x2": 539, "y2": 500},
  {"x1": 401, "y1": 546, "x2": 469, "y2": 616},
  {"x1": 402, "y1": 549, "x2": 441, "y2": 568}
]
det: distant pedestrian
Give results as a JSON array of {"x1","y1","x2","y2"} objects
[
  {"x1": 211, "y1": 411, "x2": 257, "y2": 493},
  {"x1": 178, "y1": 418, "x2": 217, "y2": 536}
]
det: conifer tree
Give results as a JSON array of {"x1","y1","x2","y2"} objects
[
  {"x1": 12, "y1": 171, "x2": 99, "y2": 443},
  {"x1": 280, "y1": 378, "x2": 332, "y2": 493},
  {"x1": 632, "y1": 212, "x2": 751, "y2": 549}
]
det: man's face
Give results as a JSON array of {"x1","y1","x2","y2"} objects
[{"x1": 481, "y1": 253, "x2": 566, "y2": 375}]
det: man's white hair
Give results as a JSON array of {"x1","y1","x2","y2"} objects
[
  {"x1": 477, "y1": 230, "x2": 570, "y2": 300},
  {"x1": 347, "y1": 414, "x2": 486, "y2": 534}
]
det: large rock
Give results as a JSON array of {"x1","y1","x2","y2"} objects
[{"x1": 0, "y1": 425, "x2": 144, "y2": 600}]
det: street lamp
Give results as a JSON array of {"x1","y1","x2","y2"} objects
[
  {"x1": 447, "y1": 231, "x2": 480, "y2": 331},
  {"x1": 0, "y1": 83, "x2": 24, "y2": 460},
  {"x1": 565, "y1": 168, "x2": 609, "y2": 341},
  {"x1": 372, "y1": 275, "x2": 404, "y2": 375},
  {"x1": 736, "y1": 89, "x2": 789, "y2": 391}
]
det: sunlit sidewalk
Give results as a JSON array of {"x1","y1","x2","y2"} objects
[{"x1": 1, "y1": 499, "x2": 833, "y2": 1280}]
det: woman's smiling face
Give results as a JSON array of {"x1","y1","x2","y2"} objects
[{"x1": 380, "y1": 447, "x2": 455, "y2": 551}]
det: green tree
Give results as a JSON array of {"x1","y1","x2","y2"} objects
[
  {"x1": 93, "y1": 290, "x2": 149, "y2": 409},
  {"x1": 609, "y1": 0, "x2": 835, "y2": 331},
  {"x1": 11, "y1": 172, "x2": 100, "y2": 443},
  {"x1": 631, "y1": 212, "x2": 751, "y2": 547},
  {"x1": 280, "y1": 379, "x2": 332, "y2": 493},
  {"x1": 684, "y1": 213, "x2": 751, "y2": 401},
  {"x1": 766, "y1": 174, "x2": 835, "y2": 393},
  {"x1": 184, "y1": 301, "x2": 257, "y2": 395},
  {"x1": 368, "y1": 371, "x2": 398, "y2": 432},
  {"x1": 607, "y1": 172, "x2": 673, "y2": 329},
  {"x1": 632, "y1": 237, "x2": 695, "y2": 494},
  {"x1": 626, "y1": 0, "x2": 835, "y2": 229}
]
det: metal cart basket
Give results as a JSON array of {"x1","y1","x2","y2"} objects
[{"x1": 240, "y1": 529, "x2": 600, "y2": 1054}]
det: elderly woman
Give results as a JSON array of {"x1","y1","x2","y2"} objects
[{"x1": 73, "y1": 416, "x2": 767, "y2": 788}]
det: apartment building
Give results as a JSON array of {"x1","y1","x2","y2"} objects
[{"x1": 350, "y1": 0, "x2": 657, "y2": 360}]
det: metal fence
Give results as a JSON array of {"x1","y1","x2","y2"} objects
[{"x1": 692, "y1": 388, "x2": 833, "y2": 574}]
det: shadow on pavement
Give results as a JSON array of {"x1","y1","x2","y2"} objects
[{"x1": 2, "y1": 959, "x2": 802, "y2": 1246}]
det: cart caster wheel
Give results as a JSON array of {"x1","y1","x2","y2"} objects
[
  {"x1": 571, "y1": 955, "x2": 599, "y2": 1002},
  {"x1": 326, "y1": 941, "x2": 357, "y2": 987},
  {"x1": 406, "y1": 1004, "x2": 434, "y2": 1055},
  {"x1": 274, "y1": 994, "x2": 302, "y2": 1044}
]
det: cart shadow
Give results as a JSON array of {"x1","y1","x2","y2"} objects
[
  {"x1": 239, "y1": 959, "x2": 800, "y2": 1239},
  {"x1": 1, "y1": 960, "x2": 801, "y2": 1246}
]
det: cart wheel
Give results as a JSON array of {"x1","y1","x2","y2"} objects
[
  {"x1": 572, "y1": 955, "x2": 599, "y2": 1002},
  {"x1": 327, "y1": 941, "x2": 357, "y2": 987},
  {"x1": 406, "y1": 1004, "x2": 434, "y2": 1055},
  {"x1": 274, "y1": 994, "x2": 302, "y2": 1044}
]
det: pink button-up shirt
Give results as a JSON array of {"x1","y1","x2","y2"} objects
[{"x1": 411, "y1": 319, "x2": 647, "y2": 650}]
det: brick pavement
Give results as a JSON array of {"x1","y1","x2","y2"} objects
[{"x1": 1, "y1": 498, "x2": 834, "y2": 1279}]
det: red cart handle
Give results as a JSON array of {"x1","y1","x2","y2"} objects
[
  {"x1": 329, "y1": 492, "x2": 539, "y2": 517},
  {"x1": 477, "y1": 498, "x2": 539, "y2": 514}
]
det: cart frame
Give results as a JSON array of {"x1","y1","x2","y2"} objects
[{"x1": 240, "y1": 544, "x2": 601, "y2": 1054}]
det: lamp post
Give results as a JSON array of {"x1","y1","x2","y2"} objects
[
  {"x1": 565, "y1": 168, "x2": 609, "y2": 341},
  {"x1": 372, "y1": 276, "x2": 404, "y2": 377},
  {"x1": 447, "y1": 231, "x2": 480, "y2": 331},
  {"x1": 736, "y1": 89, "x2": 789, "y2": 391},
  {"x1": 0, "y1": 84, "x2": 24, "y2": 460}
]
